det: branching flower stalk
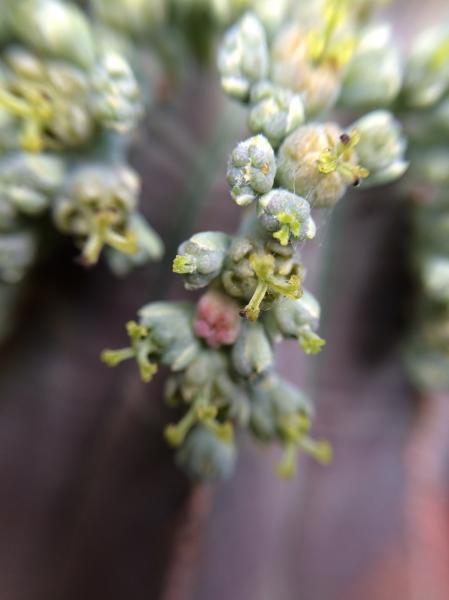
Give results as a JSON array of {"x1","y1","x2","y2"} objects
[{"x1": 103, "y1": 1, "x2": 408, "y2": 481}]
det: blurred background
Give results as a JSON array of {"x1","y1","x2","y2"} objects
[{"x1": 1, "y1": 1, "x2": 449, "y2": 599}]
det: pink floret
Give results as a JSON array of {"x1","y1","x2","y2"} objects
[{"x1": 194, "y1": 291, "x2": 241, "y2": 348}]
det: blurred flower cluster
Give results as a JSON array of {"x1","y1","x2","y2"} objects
[
  {"x1": 401, "y1": 21, "x2": 449, "y2": 390},
  {"x1": 104, "y1": 0, "x2": 410, "y2": 480}
]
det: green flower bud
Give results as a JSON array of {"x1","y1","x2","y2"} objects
[
  {"x1": 248, "y1": 81, "x2": 304, "y2": 148},
  {"x1": 138, "y1": 302, "x2": 200, "y2": 371},
  {"x1": 214, "y1": 371, "x2": 250, "y2": 426},
  {"x1": 271, "y1": 23, "x2": 344, "y2": 116},
  {"x1": 0, "y1": 151, "x2": 65, "y2": 217},
  {"x1": 272, "y1": 290, "x2": 325, "y2": 354},
  {"x1": 231, "y1": 321, "x2": 273, "y2": 377},
  {"x1": 54, "y1": 163, "x2": 140, "y2": 265},
  {"x1": 352, "y1": 111, "x2": 408, "y2": 187},
  {"x1": 91, "y1": 0, "x2": 166, "y2": 37},
  {"x1": 218, "y1": 12, "x2": 269, "y2": 100},
  {"x1": 164, "y1": 357, "x2": 234, "y2": 449},
  {"x1": 105, "y1": 214, "x2": 164, "y2": 276},
  {"x1": 249, "y1": 373, "x2": 312, "y2": 441},
  {"x1": 89, "y1": 53, "x2": 143, "y2": 133},
  {"x1": 0, "y1": 230, "x2": 36, "y2": 283},
  {"x1": 222, "y1": 238, "x2": 303, "y2": 319},
  {"x1": 277, "y1": 124, "x2": 369, "y2": 208},
  {"x1": 176, "y1": 425, "x2": 237, "y2": 481},
  {"x1": 404, "y1": 23, "x2": 449, "y2": 108},
  {"x1": 102, "y1": 303, "x2": 199, "y2": 381},
  {"x1": 257, "y1": 189, "x2": 316, "y2": 246},
  {"x1": 226, "y1": 134, "x2": 276, "y2": 207},
  {"x1": 173, "y1": 231, "x2": 230, "y2": 290},
  {"x1": 340, "y1": 25, "x2": 402, "y2": 108},
  {"x1": 6, "y1": 0, "x2": 95, "y2": 69}
]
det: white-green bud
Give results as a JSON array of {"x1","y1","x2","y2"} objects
[
  {"x1": 272, "y1": 290, "x2": 325, "y2": 354},
  {"x1": 173, "y1": 231, "x2": 230, "y2": 290},
  {"x1": 0, "y1": 230, "x2": 36, "y2": 284},
  {"x1": 352, "y1": 111, "x2": 408, "y2": 187},
  {"x1": 176, "y1": 425, "x2": 237, "y2": 481},
  {"x1": 89, "y1": 53, "x2": 143, "y2": 133},
  {"x1": 271, "y1": 23, "x2": 342, "y2": 116},
  {"x1": 231, "y1": 321, "x2": 273, "y2": 377},
  {"x1": 404, "y1": 23, "x2": 449, "y2": 108},
  {"x1": 277, "y1": 124, "x2": 368, "y2": 208},
  {"x1": 257, "y1": 189, "x2": 315, "y2": 246},
  {"x1": 138, "y1": 302, "x2": 200, "y2": 371},
  {"x1": 249, "y1": 374, "x2": 312, "y2": 441},
  {"x1": 340, "y1": 25, "x2": 402, "y2": 108},
  {"x1": 0, "y1": 152, "x2": 65, "y2": 216},
  {"x1": 227, "y1": 134, "x2": 276, "y2": 207},
  {"x1": 248, "y1": 81, "x2": 304, "y2": 148},
  {"x1": 6, "y1": 0, "x2": 95, "y2": 69},
  {"x1": 217, "y1": 12, "x2": 269, "y2": 100}
]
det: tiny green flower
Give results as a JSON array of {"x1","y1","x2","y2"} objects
[{"x1": 240, "y1": 252, "x2": 302, "y2": 321}]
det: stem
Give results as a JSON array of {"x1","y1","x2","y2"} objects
[{"x1": 241, "y1": 280, "x2": 268, "y2": 321}]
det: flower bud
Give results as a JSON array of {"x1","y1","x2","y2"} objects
[
  {"x1": 218, "y1": 12, "x2": 269, "y2": 100},
  {"x1": 231, "y1": 321, "x2": 273, "y2": 377},
  {"x1": 277, "y1": 124, "x2": 369, "y2": 208},
  {"x1": 138, "y1": 302, "x2": 200, "y2": 371},
  {"x1": 105, "y1": 214, "x2": 164, "y2": 275},
  {"x1": 176, "y1": 425, "x2": 237, "y2": 481},
  {"x1": 249, "y1": 374, "x2": 312, "y2": 441},
  {"x1": 248, "y1": 81, "x2": 304, "y2": 148},
  {"x1": 194, "y1": 290, "x2": 241, "y2": 348},
  {"x1": 257, "y1": 189, "x2": 316, "y2": 246},
  {"x1": 222, "y1": 239, "x2": 303, "y2": 319},
  {"x1": 272, "y1": 291, "x2": 325, "y2": 354},
  {"x1": 352, "y1": 111, "x2": 408, "y2": 187},
  {"x1": 89, "y1": 53, "x2": 143, "y2": 133},
  {"x1": 54, "y1": 163, "x2": 140, "y2": 264},
  {"x1": 173, "y1": 231, "x2": 230, "y2": 290},
  {"x1": 271, "y1": 23, "x2": 343, "y2": 116},
  {"x1": 0, "y1": 230, "x2": 35, "y2": 283},
  {"x1": 6, "y1": 0, "x2": 95, "y2": 69},
  {"x1": 340, "y1": 25, "x2": 402, "y2": 108},
  {"x1": 404, "y1": 24, "x2": 449, "y2": 108},
  {"x1": 226, "y1": 134, "x2": 276, "y2": 207},
  {"x1": 91, "y1": 0, "x2": 166, "y2": 37},
  {"x1": 0, "y1": 151, "x2": 65, "y2": 216}
]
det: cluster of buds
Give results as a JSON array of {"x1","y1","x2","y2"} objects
[
  {"x1": 102, "y1": 286, "x2": 330, "y2": 480},
  {"x1": 398, "y1": 19, "x2": 449, "y2": 392},
  {"x1": 0, "y1": 0, "x2": 162, "y2": 298},
  {"x1": 104, "y1": 3, "x2": 409, "y2": 480}
]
